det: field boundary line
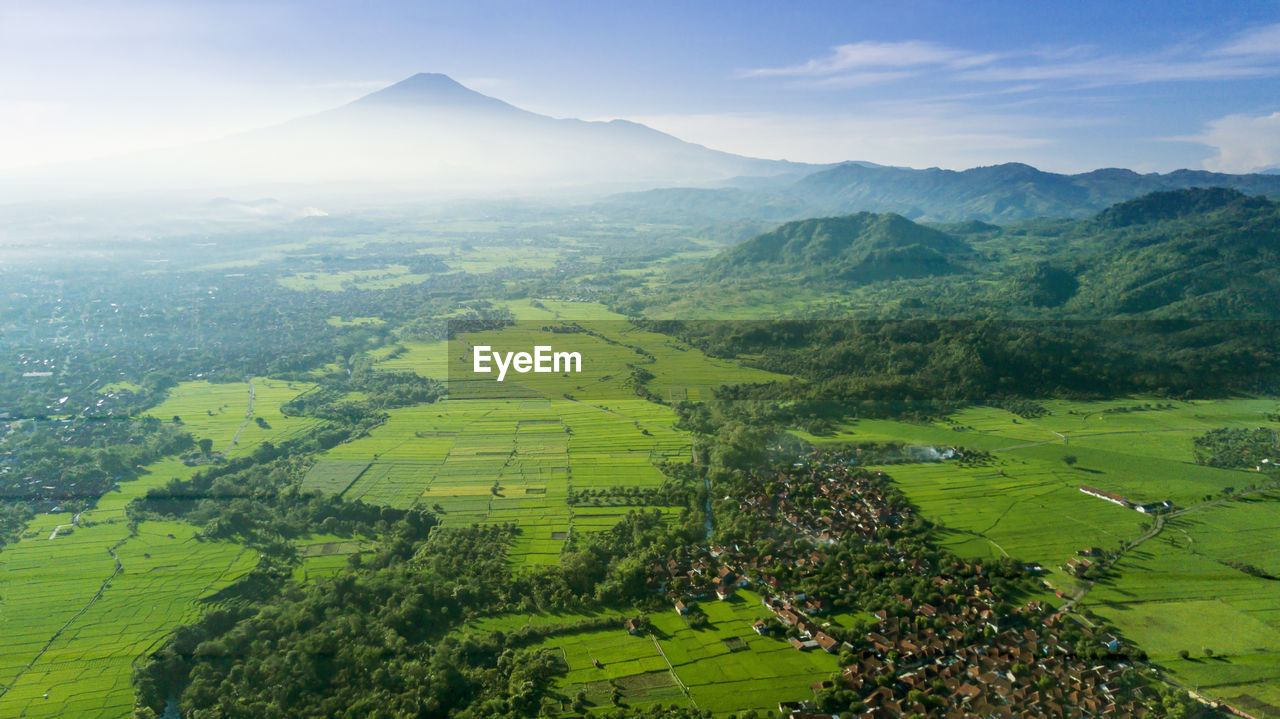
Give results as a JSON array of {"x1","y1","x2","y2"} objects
[
  {"x1": 991, "y1": 426, "x2": 1195, "y2": 452},
  {"x1": 649, "y1": 633, "x2": 696, "y2": 709},
  {"x1": 222, "y1": 377, "x2": 256, "y2": 455},
  {"x1": 0, "y1": 540, "x2": 126, "y2": 698}
]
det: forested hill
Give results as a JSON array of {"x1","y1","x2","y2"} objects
[
  {"x1": 707, "y1": 212, "x2": 973, "y2": 282},
  {"x1": 654, "y1": 187, "x2": 1280, "y2": 320},
  {"x1": 598, "y1": 161, "x2": 1280, "y2": 224},
  {"x1": 1068, "y1": 188, "x2": 1280, "y2": 316}
]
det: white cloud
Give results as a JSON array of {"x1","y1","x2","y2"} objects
[
  {"x1": 747, "y1": 24, "x2": 1280, "y2": 92},
  {"x1": 959, "y1": 54, "x2": 1277, "y2": 86},
  {"x1": 741, "y1": 40, "x2": 998, "y2": 79},
  {"x1": 1186, "y1": 112, "x2": 1280, "y2": 173},
  {"x1": 1216, "y1": 22, "x2": 1280, "y2": 56}
]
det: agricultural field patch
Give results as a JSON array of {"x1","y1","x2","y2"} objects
[
  {"x1": 321, "y1": 398, "x2": 688, "y2": 564},
  {"x1": 448, "y1": 320, "x2": 786, "y2": 403},
  {"x1": 144, "y1": 378, "x2": 318, "y2": 457},
  {"x1": 524, "y1": 591, "x2": 839, "y2": 716},
  {"x1": 817, "y1": 398, "x2": 1280, "y2": 715},
  {"x1": 301, "y1": 459, "x2": 371, "y2": 495},
  {"x1": 1180, "y1": 494, "x2": 1280, "y2": 577},
  {"x1": 418, "y1": 244, "x2": 563, "y2": 275},
  {"x1": 0, "y1": 459, "x2": 258, "y2": 719},
  {"x1": 277, "y1": 264, "x2": 431, "y2": 291},
  {"x1": 325, "y1": 316, "x2": 385, "y2": 327},
  {"x1": 372, "y1": 340, "x2": 451, "y2": 379},
  {"x1": 0, "y1": 379, "x2": 320, "y2": 718}
]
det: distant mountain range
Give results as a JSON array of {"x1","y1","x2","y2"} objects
[
  {"x1": 5, "y1": 74, "x2": 808, "y2": 201},
  {"x1": 602, "y1": 161, "x2": 1280, "y2": 224},
  {"x1": 9, "y1": 72, "x2": 1280, "y2": 218}
]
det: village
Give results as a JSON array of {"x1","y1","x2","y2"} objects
[{"x1": 640, "y1": 451, "x2": 1170, "y2": 719}]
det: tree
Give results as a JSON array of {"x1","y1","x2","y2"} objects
[
  {"x1": 1062, "y1": 455, "x2": 1078, "y2": 466},
  {"x1": 198, "y1": 438, "x2": 214, "y2": 456},
  {"x1": 1178, "y1": 649, "x2": 1190, "y2": 659}
]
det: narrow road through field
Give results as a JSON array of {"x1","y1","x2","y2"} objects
[
  {"x1": 649, "y1": 633, "x2": 696, "y2": 709},
  {"x1": 1063, "y1": 481, "x2": 1277, "y2": 611},
  {"x1": 992, "y1": 427, "x2": 1192, "y2": 452},
  {"x1": 223, "y1": 377, "x2": 256, "y2": 455},
  {"x1": 47, "y1": 509, "x2": 85, "y2": 540}
]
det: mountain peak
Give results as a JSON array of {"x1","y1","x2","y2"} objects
[
  {"x1": 709, "y1": 211, "x2": 972, "y2": 282},
  {"x1": 348, "y1": 73, "x2": 521, "y2": 113}
]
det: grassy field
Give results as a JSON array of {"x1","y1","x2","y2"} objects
[
  {"x1": 797, "y1": 398, "x2": 1280, "y2": 716},
  {"x1": 0, "y1": 459, "x2": 258, "y2": 719},
  {"x1": 418, "y1": 244, "x2": 565, "y2": 275},
  {"x1": 277, "y1": 264, "x2": 432, "y2": 291},
  {"x1": 325, "y1": 315, "x2": 385, "y2": 327},
  {"x1": 0, "y1": 378, "x2": 318, "y2": 719},
  {"x1": 143, "y1": 378, "x2": 318, "y2": 457},
  {"x1": 521, "y1": 591, "x2": 840, "y2": 716}
]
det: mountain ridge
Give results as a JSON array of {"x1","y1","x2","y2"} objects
[
  {"x1": 601, "y1": 161, "x2": 1280, "y2": 224},
  {"x1": 1, "y1": 73, "x2": 806, "y2": 201},
  {"x1": 685, "y1": 187, "x2": 1280, "y2": 319}
]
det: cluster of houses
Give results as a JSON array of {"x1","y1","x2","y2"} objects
[
  {"x1": 649, "y1": 454, "x2": 906, "y2": 608},
  {"x1": 830, "y1": 600, "x2": 1151, "y2": 718},
  {"x1": 761, "y1": 596, "x2": 845, "y2": 653},
  {"x1": 1064, "y1": 547, "x2": 1104, "y2": 578},
  {"x1": 642, "y1": 451, "x2": 1167, "y2": 718}
]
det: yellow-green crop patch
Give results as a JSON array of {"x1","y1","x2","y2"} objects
[
  {"x1": 278, "y1": 264, "x2": 430, "y2": 291},
  {"x1": 449, "y1": 320, "x2": 786, "y2": 402},
  {"x1": 97, "y1": 381, "x2": 142, "y2": 394},
  {"x1": 325, "y1": 316, "x2": 385, "y2": 327},
  {"x1": 372, "y1": 340, "x2": 451, "y2": 379},
  {"x1": 419, "y1": 244, "x2": 562, "y2": 274},
  {"x1": 317, "y1": 398, "x2": 687, "y2": 565}
]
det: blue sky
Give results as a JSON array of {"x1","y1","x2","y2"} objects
[{"x1": 3, "y1": 0, "x2": 1279, "y2": 172}]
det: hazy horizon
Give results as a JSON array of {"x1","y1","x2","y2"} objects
[{"x1": 4, "y1": 0, "x2": 1280, "y2": 180}]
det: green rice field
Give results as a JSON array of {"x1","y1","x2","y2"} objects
[
  {"x1": 0, "y1": 378, "x2": 317, "y2": 719},
  {"x1": 521, "y1": 591, "x2": 840, "y2": 715},
  {"x1": 798, "y1": 398, "x2": 1280, "y2": 715}
]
